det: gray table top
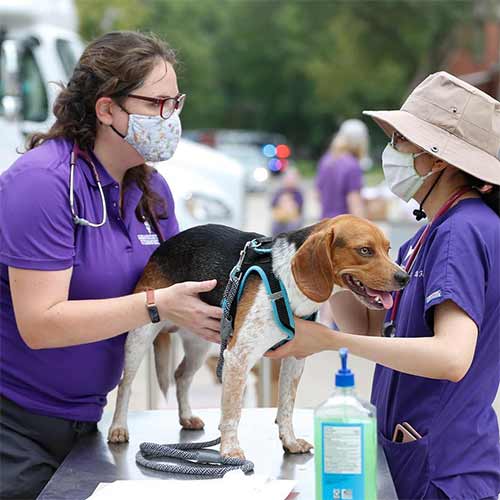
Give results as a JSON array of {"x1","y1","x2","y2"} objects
[{"x1": 38, "y1": 408, "x2": 397, "y2": 500}]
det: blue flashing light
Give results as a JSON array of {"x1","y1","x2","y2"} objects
[
  {"x1": 262, "y1": 144, "x2": 276, "y2": 158},
  {"x1": 268, "y1": 158, "x2": 281, "y2": 171}
]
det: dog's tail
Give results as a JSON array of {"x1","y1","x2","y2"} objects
[{"x1": 153, "y1": 326, "x2": 178, "y2": 402}]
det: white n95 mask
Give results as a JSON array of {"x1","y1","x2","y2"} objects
[
  {"x1": 382, "y1": 143, "x2": 433, "y2": 202},
  {"x1": 113, "y1": 111, "x2": 182, "y2": 163}
]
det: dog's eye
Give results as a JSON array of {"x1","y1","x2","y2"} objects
[{"x1": 358, "y1": 247, "x2": 373, "y2": 257}]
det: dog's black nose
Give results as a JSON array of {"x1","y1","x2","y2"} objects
[{"x1": 394, "y1": 270, "x2": 410, "y2": 287}]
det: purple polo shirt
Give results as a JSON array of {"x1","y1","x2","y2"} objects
[
  {"x1": 315, "y1": 152, "x2": 363, "y2": 218},
  {"x1": 0, "y1": 138, "x2": 179, "y2": 422},
  {"x1": 371, "y1": 199, "x2": 500, "y2": 499}
]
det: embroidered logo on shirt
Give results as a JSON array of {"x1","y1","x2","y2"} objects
[
  {"x1": 426, "y1": 290, "x2": 442, "y2": 304},
  {"x1": 137, "y1": 220, "x2": 160, "y2": 246},
  {"x1": 137, "y1": 234, "x2": 160, "y2": 245}
]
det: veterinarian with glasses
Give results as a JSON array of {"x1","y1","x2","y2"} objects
[
  {"x1": 0, "y1": 31, "x2": 222, "y2": 499},
  {"x1": 268, "y1": 72, "x2": 500, "y2": 499}
]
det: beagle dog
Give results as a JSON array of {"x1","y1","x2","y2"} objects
[{"x1": 108, "y1": 215, "x2": 409, "y2": 459}]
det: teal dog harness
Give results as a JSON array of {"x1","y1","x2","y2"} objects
[{"x1": 216, "y1": 237, "x2": 317, "y2": 381}]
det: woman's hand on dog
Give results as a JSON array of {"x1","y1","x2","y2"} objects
[
  {"x1": 266, "y1": 318, "x2": 336, "y2": 359},
  {"x1": 157, "y1": 279, "x2": 222, "y2": 343}
]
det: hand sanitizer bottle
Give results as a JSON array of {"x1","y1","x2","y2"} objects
[{"x1": 314, "y1": 348, "x2": 377, "y2": 500}]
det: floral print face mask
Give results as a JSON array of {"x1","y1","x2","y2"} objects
[{"x1": 117, "y1": 110, "x2": 182, "y2": 163}]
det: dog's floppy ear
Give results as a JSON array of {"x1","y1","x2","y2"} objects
[{"x1": 291, "y1": 228, "x2": 335, "y2": 303}]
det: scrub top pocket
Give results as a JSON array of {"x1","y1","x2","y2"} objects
[{"x1": 379, "y1": 431, "x2": 431, "y2": 500}]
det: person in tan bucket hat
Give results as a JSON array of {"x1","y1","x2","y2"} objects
[{"x1": 268, "y1": 72, "x2": 500, "y2": 499}]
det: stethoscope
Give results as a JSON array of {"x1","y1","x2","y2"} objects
[
  {"x1": 68, "y1": 143, "x2": 165, "y2": 241},
  {"x1": 69, "y1": 143, "x2": 107, "y2": 228},
  {"x1": 383, "y1": 186, "x2": 472, "y2": 338}
]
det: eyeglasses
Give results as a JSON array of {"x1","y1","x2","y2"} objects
[
  {"x1": 127, "y1": 93, "x2": 186, "y2": 119},
  {"x1": 391, "y1": 131, "x2": 427, "y2": 157},
  {"x1": 390, "y1": 131, "x2": 408, "y2": 148}
]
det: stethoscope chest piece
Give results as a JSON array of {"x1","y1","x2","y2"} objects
[{"x1": 383, "y1": 320, "x2": 397, "y2": 338}]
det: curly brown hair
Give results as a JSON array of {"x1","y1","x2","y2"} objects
[{"x1": 28, "y1": 31, "x2": 177, "y2": 224}]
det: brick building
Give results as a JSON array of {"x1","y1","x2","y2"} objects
[{"x1": 446, "y1": 6, "x2": 500, "y2": 99}]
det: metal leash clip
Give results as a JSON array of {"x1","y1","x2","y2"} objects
[
  {"x1": 231, "y1": 240, "x2": 254, "y2": 277},
  {"x1": 193, "y1": 449, "x2": 226, "y2": 465}
]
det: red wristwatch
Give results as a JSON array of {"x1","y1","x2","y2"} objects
[{"x1": 146, "y1": 288, "x2": 160, "y2": 323}]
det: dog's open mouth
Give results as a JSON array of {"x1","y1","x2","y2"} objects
[{"x1": 342, "y1": 274, "x2": 394, "y2": 310}]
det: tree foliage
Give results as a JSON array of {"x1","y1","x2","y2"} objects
[{"x1": 76, "y1": 0, "x2": 479, "y2": 157}]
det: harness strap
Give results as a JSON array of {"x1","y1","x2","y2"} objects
[
  {"x1": 237, "y1": 265, "x2": 295, "y2": 338},
  {"x1": 216, "y1": 237, "x2": 318, "y2": 381}
]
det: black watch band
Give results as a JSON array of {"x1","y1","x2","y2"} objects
[{"x1": 146, "y1": 289, "x2": 160, "y2": 323}]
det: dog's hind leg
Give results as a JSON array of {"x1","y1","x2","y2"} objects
[
  {"x1": 108, "y1": 322, "x2": 165, "y2": 443},
  {"x1": 174, "y1": 329, "x2": 211, "y2": 430},
  {"x1": 276, "y1": 357, "x2": 313, "y2": 453}
]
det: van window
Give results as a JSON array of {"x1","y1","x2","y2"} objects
[
  {"x1": 56, "y1": 39, "x2": 79, "y2": 79},
  {"x1": 20, "y1": 48, "x2": 48, "y2": 122}
]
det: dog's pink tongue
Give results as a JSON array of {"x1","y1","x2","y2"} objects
[{"x1": 365, "y1": 287, "x2": 394, "y2": 309}]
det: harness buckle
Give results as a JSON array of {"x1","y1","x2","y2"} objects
[{"x1": 268, "y1": 291, "x2": 284, "y2": 302}]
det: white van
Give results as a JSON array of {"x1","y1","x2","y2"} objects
[{"x1": 0, "y1": 0, "x2": 245, "y2": 230}]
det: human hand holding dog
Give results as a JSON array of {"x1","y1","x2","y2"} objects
[
  {"x1": 268, "y1": 302, "x2": 477, "y2": 382},
  {"x1": 266, "y1": 318, "x2": 335, "y2": 360},
  {"x1": 157, "y1": 280, "x2": 222, "y2": 343}
]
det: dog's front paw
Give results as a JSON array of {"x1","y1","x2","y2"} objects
[
  {"x1": 282, "y1": 438, "x2": 313, "y2": 454},
  {"x1": 180, "y1": 416, "x2": 205, "y2": 430},
  {"x1": 108, "y1": 426, "x2": 129, "y2": 443},
  {"x1": 220, "y1": 445, "x2": 246, "y2": 460}
]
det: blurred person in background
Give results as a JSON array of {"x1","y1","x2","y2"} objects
[
  {"x1": 315, "y1": 119, "x2": 369, "y2": 325},
  {"x1": 0, "y1": 31, "x2": 222, "y2": 499},
  {"x1": 270, "y1": 167, "x2": 304, "y2": 236},
  {"x1": 315, "y1": 118, "x2": 368, "y2": 219}
]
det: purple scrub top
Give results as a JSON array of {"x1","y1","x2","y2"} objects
[
  {"x1": 371, "y1": 199, "x2": 500, "y2": 499},
  {"x1": 315, "y1": 152, "x2": 363, "y2": 218},
  {"x1": 0, "y1": 138, "x2": 179, "y2": 422}
]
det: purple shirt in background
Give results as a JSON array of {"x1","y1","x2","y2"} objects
[
  {"x1": 0, "y1": 138, "x2": 179, "y2": 422},
  {"x1": 315, "y1": 152, "x2": 363, "y2": 218},
  {"x1": 372, "y1": 199, "x2": 500, "y2": 499}
]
